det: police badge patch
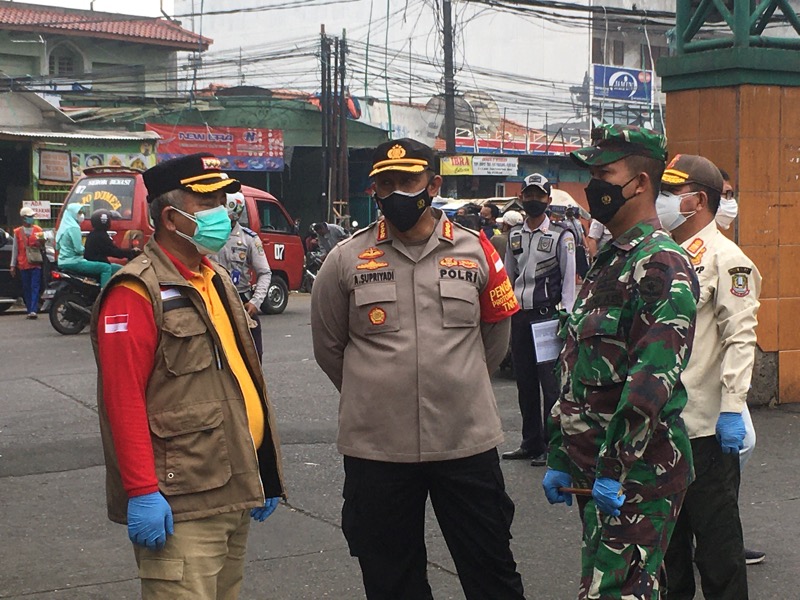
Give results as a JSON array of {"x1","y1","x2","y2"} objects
[
  {"x1": 729, "y1": 266, "x2": 752, "y2": 297},
  {"x1": 537, "y1": 236, "x2": 554, "y2": 252}
]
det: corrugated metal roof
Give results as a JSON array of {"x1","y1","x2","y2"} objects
[
  {"x1": 0, "y1": 128, "x2": 160, "y2": 141},
  {"x1": 0, "y1": 3, "x2": 210, "y2": 51}
]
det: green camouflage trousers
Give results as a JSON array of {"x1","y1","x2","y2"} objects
[{"x1": 578, "y1": 491, "x2": 685, "y2": 600}]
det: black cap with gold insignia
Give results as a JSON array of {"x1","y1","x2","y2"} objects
[
  {"x1": 143, "y1": 152, "x2": 241, "y2": 202},
  {"x1": 369, "y1": 138, "x2": 436, "y2": 177}
]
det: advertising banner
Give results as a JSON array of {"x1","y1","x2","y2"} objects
[
  {"x1": 440, "y1": 155, "x2": 473, "y2": 175},
  {"x1": 22, "y1": 200, "x2": 51, "y2": 219},
  {"x1": 592, "y1": 64, "x2": 653, "y2": 103},
  {"x1": 146, "y1": 123, "x2": 284, "y2": 172},
  {"x1": 38, "y1": 149, "x2": 73, "y2": 182},
  {"x1": 472, "y1": 156, "x2": 518, "y2": 176}
]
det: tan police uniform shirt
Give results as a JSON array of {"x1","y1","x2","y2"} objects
[
  {"x1": 679, "y1": 220, "x2": 761, "y2": 438},
  {"x1": 311, "y1": 209, "x2": 519, "y2": 462}
]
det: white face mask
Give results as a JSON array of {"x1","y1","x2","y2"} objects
[
  {"x1": 716, "y1": 196, "x2": 738, "y2": 230},
  {"x1": 656, "y1": 191, "x2": 697, "y2": 232},
  {"x1": 77, "y1": 213, "x2": 86, "y2": 224}
]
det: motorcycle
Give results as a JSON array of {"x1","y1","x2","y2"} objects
[
  {"x1": 300, "y1": 250, "x2": 325, "y2": 293},
  {"x1": 41, "y1": 269, "x2": 101, "y2": 335}
]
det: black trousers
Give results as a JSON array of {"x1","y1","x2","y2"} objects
[
  {"x1": 665, "y1": 436, "x2": 748, "y2": 600},
  {"x1": 341, "y1": 450, "x2": 525, "y2": 600},
  {"x1": 510, "y1": 308, "x2": 560, "y2": 456}
]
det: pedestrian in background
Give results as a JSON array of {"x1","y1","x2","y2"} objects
[
  {"x1": 503, "y1": 173, "x2": 575, "y2": 467},
  {"x1": 311, "y1": 138, "x2": 525, "y2": 600},
  {"x1": 313, "y1": 221, "x2": 349, "y2": 257},
  {"x1": 656, "y1": 154, "x2": 756, "y2": 599},
  {"x1": 84, "y1": 209, "x2": 139, "y2": 267},
  {"x1": 212, "y1": 191, "x2": 272, "y2": 362},
  {"x1": 586, "y1": 218, "x2": 612, "y2": 258},
  {"x1": 480, "y1": 202, "x2": 501, "y2": 239},
  {"x1": 91, "y1": 153, "x2": 284, "y2": 600},
  {"x1": 10, "y1": 206, "x2": 43, "y2": 318},
  {"x1": 491, "y1": 209, "x2": 523, "y2": 259},
  {"x1": 55, "y1": 203, "x2": 115, "y2": 287},
  {"x1": 543, "y1": 125, "x2": 699, "y2": 600}
]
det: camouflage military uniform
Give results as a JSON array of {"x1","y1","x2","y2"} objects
[{"x1": 548, "y1": 217, "x2": 700, "y2": 600}]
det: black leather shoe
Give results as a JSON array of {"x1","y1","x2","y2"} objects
[
  {"x1": 530, "y1": 454, "x2": 547, "y2": 467},
  {"x1": 502, "y1": 448, "x2": 534, "y2": 460}
]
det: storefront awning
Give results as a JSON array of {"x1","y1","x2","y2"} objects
[{"x1": 0, "y1": 129, "x2": 160, "y2": 141}]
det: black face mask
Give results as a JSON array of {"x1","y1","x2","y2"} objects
[
  {"x1": 584, "y1": 175, "x2": 638, "y2": 225},
  {"x1": 376, "y1": 187, "x2": 432, "y2": 232},
  {"x1": 522, "y1": 200, "x2": 548, "y2": 218}
]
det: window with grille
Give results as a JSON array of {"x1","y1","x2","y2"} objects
[{"x1": 48, "y1": 47, "x2": 80, "y2": 77}]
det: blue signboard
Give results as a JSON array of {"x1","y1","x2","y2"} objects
[{"x1": 592, "y1": 64, "x2": 652, "y2": 103}]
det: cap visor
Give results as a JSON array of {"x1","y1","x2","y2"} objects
[
  {"x1": 183, "y1": 178, "x2": 241, "y2": 195},
  {"x1": 570, "y1": 146, "x2": 627, "y2": 167},
  {"x1": 521, "y1": 184, "x2": 548, "y2": 195},
  {"x1": 369, "y1": 164, "x2": 426, "y2": 177}
]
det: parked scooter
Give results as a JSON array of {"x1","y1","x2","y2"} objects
[
  {"x1": 300, "y1": 249, "x2": 325, "y2": 293},
  {"x1": 41, "y1": 269, "x2": 101, "y2": 335}
]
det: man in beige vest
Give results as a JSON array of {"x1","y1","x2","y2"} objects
[
  {"x1": 90, "y1": 153, "x2": 284, "y2": 599},
  {"x1": 656, "y1": 154, "x2": 759, "y2": 599},
  {"x1": 311, "y1": 138, "x2": 525, "y2": 599}
]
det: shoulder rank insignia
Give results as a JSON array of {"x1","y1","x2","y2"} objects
[
  {"x1": 358, "y1": 247, "x2": 384, "y2": 260},
  {"x1": 357, "y1": 259, "x2": 389, "y2": 271},
  {"x1": 442, "y1": 220, "x2": 454, "y2": 241},
  {"x1": 729, "y1": 266, "x2": 752, "y2": 297},
  {"x1": 686, "y1": 238, "x2": 704, "y2": 256},
  {"x1": 376, "y1": 220, "x2": 388, "y2": 242}
]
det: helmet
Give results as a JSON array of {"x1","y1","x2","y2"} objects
[
  {"x1": 225, "y1": 192, "x2": 245, "y2": 218},
  {"x1": 20, "y1": 206, "x2": 35, "y2": 218},
  {"x1": 90, "y1": 209, "x2": 112, "y2": 230}
]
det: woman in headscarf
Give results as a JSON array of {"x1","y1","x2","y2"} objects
[{"x1": 56, "y1": 203, "x2": 115, "y2": 287}]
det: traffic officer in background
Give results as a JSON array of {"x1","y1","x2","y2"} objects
[
  {"x1": 543, "y1": 125, "x2": 699, "y2": 599},
  {"x1": 212, "y1": 191, "x2": 272, "y2": 362},
  {"x1": 657, "y1": 155, "x2": 760, "y2": 599},
  {"x1": 502, "y1": 173, "x2": 576, "y2": 467},
  {"x1": 311, "y1": 138, "x2": 525, "y2": 600}
]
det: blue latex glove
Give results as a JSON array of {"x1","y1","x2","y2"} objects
[
  {"x1": 716, "y1": 412, "x2": 746, "y2": 454},
  {"x1": 251, "y1": 497, "x2": 280, "y2": 522},
  {"x1": 542, "y1": 468, "x2": 573, "y2": 506},
  {"x1": 592, "y1": 477, "x2": 626, "y2": 517},
  {"x1": 127, "y1": 492, "x2": 174, "y2": 550}
]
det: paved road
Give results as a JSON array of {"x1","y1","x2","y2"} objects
[{"x1": 0, "y1": 295, "x2": 797, "y2": 599}]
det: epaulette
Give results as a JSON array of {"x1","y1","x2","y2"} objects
[
  {"x1": 240, "y1": 226, "x2": 258, "y2": 238},
  {"x1": 451, "y1": 220, "x2": 480, "y2": 237},
  {"x1": 338, "y1": 220, "x2": 376, "y2": 247}
]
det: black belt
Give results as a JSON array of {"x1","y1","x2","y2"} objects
[{"x1": 520, "y1": 305, "x2": 558, "y2": 317}]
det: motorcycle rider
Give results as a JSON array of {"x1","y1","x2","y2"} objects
[
  {"x1": 84, "y1": 210, "x2": 140, "y2": 269},
  {"x1": 211, "y1": 191, "x2": 272, "y2": 362}
]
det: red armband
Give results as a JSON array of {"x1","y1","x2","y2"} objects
[{"x1": 478, "y1": 230, "x2": 519, "y2": 323}]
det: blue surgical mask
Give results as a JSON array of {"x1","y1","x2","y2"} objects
[
  {"x1": 23, "y1": 216, "x2": 34, "y2": 225},
  {"x1": 171, "y1": 205, "x2": 232, "y2": 254}
]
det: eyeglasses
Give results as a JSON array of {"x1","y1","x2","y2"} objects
[{"x1": 723, "y1": 190, "x2": 735, "y2": 200}]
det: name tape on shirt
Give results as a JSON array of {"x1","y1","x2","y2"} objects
[{"x1": 105, "y1": 314, "x2": 129, "y2": 333}]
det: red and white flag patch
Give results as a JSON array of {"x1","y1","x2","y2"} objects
[{"x1": 105, "y1": 314, "x2": 129, "y2": 333}]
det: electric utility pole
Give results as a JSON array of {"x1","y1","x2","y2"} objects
[{"x1": 442, "y1": 0, "x2": 456, "y2": 154}]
